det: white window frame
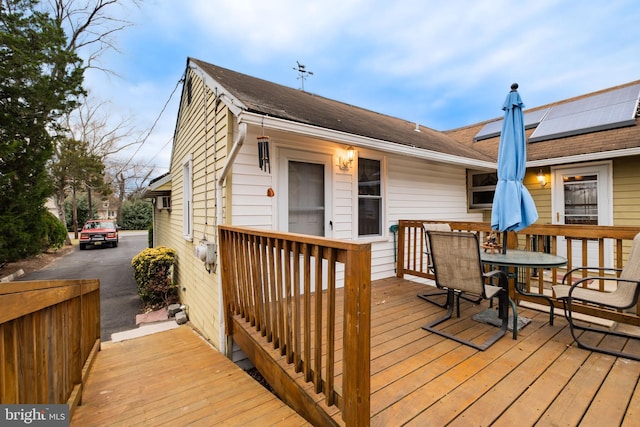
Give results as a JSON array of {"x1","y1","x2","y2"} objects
[
  {"x1": 356, "y1": 154, "x2": 385, "y2": 239},
  {"x1": 183, "y1": 154, "x2": 193, "y2": 240},
  {"x1": 467, "y1": 170, "x2": 498, "y2": 210}
]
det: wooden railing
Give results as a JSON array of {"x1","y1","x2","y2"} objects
[
  {"x1": 218, "y1": 225, "x2": 371, "y2": 427},
  {"x1": 0, "y1": 279, "x2": 101, "y2": 412},
  {"x1": 397, "y1": 220, "x2": 640, "y2": 325}
]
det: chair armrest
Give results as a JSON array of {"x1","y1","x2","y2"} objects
[
  {"x1": 561, "y1": 266, "x2": 623, "y2": 285},
  {"x1": 566, "y1": 277, "x2": 640, "y2": 310},
  {"x1": 483, "y1": 269, "x2": 508, "y2": 289}
]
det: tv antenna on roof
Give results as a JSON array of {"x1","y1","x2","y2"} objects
[{"x1": 293, "y1": 61, "x2": 313, "y2": 91}]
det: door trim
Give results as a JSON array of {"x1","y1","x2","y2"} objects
[
  {"x1": 551, "y1": 161, "x2": 613, "y2": 267},
  {"x1": 277, "y1": 148, "x2": 333, "y2": 237}
]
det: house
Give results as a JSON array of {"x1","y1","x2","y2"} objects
[
  {"x1": 143, "y1": 57, "x2": 640, "y2": 351},
  {"x1": 446, "y1": 80, "x2": 640, "y2": 266},
  {"x1": 95, "y1": 194, "x2": 119, "y2": 220}
]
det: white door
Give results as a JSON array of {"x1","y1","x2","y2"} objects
[
  {"x1": 278, "y1": 150, "x2": 332, "y2": 237},
  {"x1": 552, "y1": 163, "x2": 613, "y2": 267}
]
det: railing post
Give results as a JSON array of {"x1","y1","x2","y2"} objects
[
  {"x1": 343, "y1": 244, "x2": 371, "y2": 426},
  {"x1": 396, "y1": 221, "x2": 406, "y2": 278}
]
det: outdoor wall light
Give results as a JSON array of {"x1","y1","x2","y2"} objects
[
  {"x1": 537, "y1": 169, "x2": 547, "y2": 188},
  {"x1": 339, "y1": 146, "x2": 355, "y2": 170}
]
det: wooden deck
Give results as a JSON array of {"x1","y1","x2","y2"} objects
[
  {"x1": 70, "y1": 326, "x2": 310, "y2": 426},
  {"x1": 367, "y1": 277, "x2": 640, "y2": 426},
  {"x1": 242, "y1": 276, "x2": 640, "y2": 426},
  {"x1": 72, "y1": 277, "x2": 640, "y2": 426}
]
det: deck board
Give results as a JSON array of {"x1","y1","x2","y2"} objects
[
  {"x1": 70, "y1": 326, "x2": 310, "y2": 426},
  {"x1": 367, "y1": 279, "x2": 640, "y2": 426},
  {"x1": 73, "y1": 277, "x2": 639, "y2": 426}
]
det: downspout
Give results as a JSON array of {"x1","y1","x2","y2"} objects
[{"x1": 217, "y1": 121, "x2": 247, "y2": 355}]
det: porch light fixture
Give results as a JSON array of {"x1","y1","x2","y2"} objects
[
  {"x1": 537, "y1": 169, "x2": 547, "y2": 188},
  {"x1": 339, "y1": 146, "x2": 355, "y2": 171}
]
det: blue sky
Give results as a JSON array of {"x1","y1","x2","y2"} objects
[{"x1": 83, "y1": 0, "x2": 640, "y2": 174}]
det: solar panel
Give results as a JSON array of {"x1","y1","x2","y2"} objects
[
  {"x1": 529, "y1": 84, "x2": 640, "y2": 142},
  {"x1": 473, "y1": 108, "x2": 549, "y2": 141}
]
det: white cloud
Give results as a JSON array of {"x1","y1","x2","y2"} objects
[{"x1": 77, "y1": 0, "x2": 640, "y2": 169}]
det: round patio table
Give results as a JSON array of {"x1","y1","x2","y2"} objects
[{"x1": 481, "y1": 249, "x2": 567, "y2": 326}]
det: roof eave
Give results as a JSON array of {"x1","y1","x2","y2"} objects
[
  {"x1": 527, "y1": 146, "x2": 640, "y2": 167},
  {"x1": 238, "y1": 111, "x2": 495, "y2": 170},
  {"x1": 141, "y1": 173, "x2": 172, "y2": 199}
]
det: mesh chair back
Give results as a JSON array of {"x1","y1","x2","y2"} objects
[
  {"x1": 618, "y1": 232, "x2": 640, "y2": 305},
  {"x1": 423, "y1": 223, "x2": 451, "y2": 233},
  {"x1": 428, "y1": 231, "x2": 486, "y2": 297},
  {"x1": 423, "y1": 223, "x2": 451, "y2": 266}
]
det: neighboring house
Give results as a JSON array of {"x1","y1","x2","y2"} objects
[
  {"x1": 95, "y1": 195, "x2": 119, "y2": 221},
  {"x1": 45, "y1": 198, "x2": 61, "y2": 220},
  {"x1": 143, "y1": 57, "x2": 640, "y2": 351}
]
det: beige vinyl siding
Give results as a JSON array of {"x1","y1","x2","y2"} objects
[
  {"x1": 155, "y1": 68, "x2": 230, "y2": 348},
  {"x1": 152, "y1": 210, "x2": 172, "y2": 247},
  {"x1": 527, "y1": 167, "x2": 551, "y2": 225},
  {"x1": 613, "y1": 156, "x2": 640, "y2": 225}
]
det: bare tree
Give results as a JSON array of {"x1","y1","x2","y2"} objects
[
  {"x1": 41, "y1": 0, "x2": 148, "y2": 222},
  {"x1": 104, "y1": 158, "x2": 156, "y2": 221},
  {"x1": 64, "y1": 95, "x2": 141, "y2": 158},
  {"x1": 45, "y1": 0, "x2": 141, "y2": 73}
]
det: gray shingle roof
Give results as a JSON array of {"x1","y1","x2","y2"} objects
[{"x1": 191, "y1": 58, "x2": 493, "y2": 162}]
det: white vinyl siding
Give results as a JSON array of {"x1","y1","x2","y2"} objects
[{"x1": 378, "y1": 155, "x2": 483, "y2": 279}]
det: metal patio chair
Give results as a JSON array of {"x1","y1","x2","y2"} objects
[
  {"x1": 422, "y1": 230, "x2": 511, "y2": 351},
  {"x1": 552, "y1": 232, "x2": 640, "y2": 361},
  {"x1": 417, "y1": 222, "x2": 454, "y2": 308},
  {"x1": 418, "y1": 223, "x2": 482, "y2": 313}
]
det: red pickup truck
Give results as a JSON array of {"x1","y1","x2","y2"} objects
[{"x1": 79, "y1": 220, "x2": 119, "y2": 250}]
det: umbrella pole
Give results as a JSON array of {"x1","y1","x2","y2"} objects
[{"x1": 502, "y1": 232, "x2": 507, "y2": 254}]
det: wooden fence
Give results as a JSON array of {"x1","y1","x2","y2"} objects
[
  {"x1": 218, "y1": 225, "x2": 371, "y2": 427},
  {"x1": 0, "y1": 279, "x2": 101, "y2": 413},
  {"x1": 397, "y1": 220, "x2": 640, "y2": 325}
]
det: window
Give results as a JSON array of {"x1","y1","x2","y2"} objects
[
  {"x1": 468, "y1": 170, "x2": 497, "y2": 209},
  {"x1": 358, "y1": 158, "x2": 382, "y2": 236},
  {"x1": 563, "y1": 175, "x2": 598, "y2": 225},
  {"x1": 183, "y1": 155, "x2": 193, "y2": 240},
  {"x1": 159, "y1": 196, "x2": 171, "y2": 210}
]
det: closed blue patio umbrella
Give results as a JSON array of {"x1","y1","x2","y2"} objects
[{"x1": 491, "y1": 83, "x2": 538, "y2": 253}]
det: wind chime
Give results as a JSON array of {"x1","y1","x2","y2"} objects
[{"x1": 257, "y1": 135, "x2": 270, "y2": 173}]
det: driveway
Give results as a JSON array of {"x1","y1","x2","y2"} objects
[{"x1": 18, "y1": 231, "x2": 148, "y2": 341}]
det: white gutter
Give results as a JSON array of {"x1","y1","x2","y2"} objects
[
  {"x1": 216, "y1": 121, "x2": 247, "y2": 355},
  {"x1": 527, "y1": 146, "x2": 640, "y2": 168},
  {"x1": 238, "y1": 111, "x2": 496, "y2": 170}
]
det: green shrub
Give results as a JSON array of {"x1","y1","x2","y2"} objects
[
  {"x1": 41, "y1": 211, "x2": 68, "y2": 251},
  {"x1": 131, "y1": 246, "x2": 177, "y2": 309},
  {"x1": 120, "y1": 198, "x2": 152, "y2": 230}
]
